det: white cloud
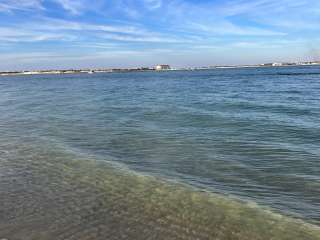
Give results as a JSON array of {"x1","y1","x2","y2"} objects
[
  {"x1": 51, "y1": 0, "x2": 86, "y2": 15},
  {"x1": 188, "y1": 21, "x2": 285, "y2": 36},
  {"x1": 214, "y1": 0, "x2": 320, "y2": 31},
  {"x1": 98, "y1": 32, "x2": 188, "y2": 43},
  {"x1": 0, "y1": 17, "x2": 192, "y2": 45},
  {"x1": 143, "y1": 0, "x2": 162, "y2": 10},
  {"x1": 162, "y1": 0, "x2": 320, "y2": 35},
  {"x1": 0, "y1": 26, "x2": 76, "y2": 43},
  {"x1": 0, "y1": 0, "x2": 43, "y2": 12},
  {"x1": 0, "y1": 0, "x2": 319, "y2": 70},
  {"x1": 0, "y1": 0, "x2": 98, "y2": 15},
  {"x1": 29, "y1": 18, "x2": 147, "y2": 35}
]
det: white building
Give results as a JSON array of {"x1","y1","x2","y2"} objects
[{"x1": 155, "y1": 65, "x2": 171, "y2": 71}]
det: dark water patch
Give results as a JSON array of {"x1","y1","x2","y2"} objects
[{"x1": 275, "y1": 72, "x2": 320, "y2": 76}]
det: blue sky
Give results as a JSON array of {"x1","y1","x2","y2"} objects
[{"x1": 0, "y1": 0, "x2": 320, "y2": 70}]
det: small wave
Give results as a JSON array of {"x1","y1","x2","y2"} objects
[{"x1": 1, "y1": 142, "x2": 320, "y2": 240}]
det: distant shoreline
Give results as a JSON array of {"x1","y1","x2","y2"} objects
[{"x1": 1, "y1": 62, "x2": 319, "y2": 77}]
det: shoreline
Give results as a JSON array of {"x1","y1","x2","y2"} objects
[{"x1": 1, "y1": 63, "x2": 319, "y2": 77}]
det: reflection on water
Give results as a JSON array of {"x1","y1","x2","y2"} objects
[{"x1": 0, "y1": 139, "x2": 320, "y2": 240}]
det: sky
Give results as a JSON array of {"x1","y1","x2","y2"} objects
[{"x1": 0, "y1": 0, "x2": 320, "y2": 70}]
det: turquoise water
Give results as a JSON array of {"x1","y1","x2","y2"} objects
[{"x1": 0, "y1": 66, "x2": 320, "y2": 239}]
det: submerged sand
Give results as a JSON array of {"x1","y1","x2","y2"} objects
[{"x1": 0, "y1": 140, "x2": 319, "y2": 240}]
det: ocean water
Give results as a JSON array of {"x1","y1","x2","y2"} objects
[{"x1": 0, "y1": 66, "x2": 320, "y2": 239}]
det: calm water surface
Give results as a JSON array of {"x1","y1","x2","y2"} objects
[{"x1": 0, "y1": 66, "x2": 320, "y2": 239}]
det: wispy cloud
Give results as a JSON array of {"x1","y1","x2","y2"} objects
[
  {"x1": 188, "y1": 21, "x2": 285, "y2": 36},
  {"x1": 143, "y1": 0, "x2": 162, "y2": 10},
  {"x1": 28, "y1": 17, "x2": 147, "y2": 35},
  {"x1": 51, "y1": 0, "x2": 86, "y2": 15},
  {"x1": 98, "y1": 33, "x2": 188, "y2": 43},
  {"x1": 0, "y1": 0, "x2": 319, "y2": 70},
  {"x1": 213, "y1": 0, "x2": 320, "y2": 31},
  {"x1": 0, "y1": 0, "x2": 43, "y2": 12},
  {"x1": 0, "y1": 26, "x2": 75, "y2": 42},
  {"x1": 0, "y1": 0, "x2": 93, "y2": 15},
  {"x1": 0, "y1": 17, "x2": 192, "y2": 45}
]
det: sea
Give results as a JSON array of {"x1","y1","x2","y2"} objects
[{"x1": 0, "y1": 66, "x2": 320, "y2": 239}]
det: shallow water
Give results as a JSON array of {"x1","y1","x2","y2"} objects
[
  {"x1": 0, "y1": 66, "x2": 320, "y2": 239},
  {"x1": 1, "y1": 138, "x2": 320, "y2": 240}
]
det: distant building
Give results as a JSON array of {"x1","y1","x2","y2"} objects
[
  {"x1": 260, "y1": 63, "x2": 273, "y2": 67},
  {"x1": 155, "y1": 64, "x2": 171, "y2": 71}
]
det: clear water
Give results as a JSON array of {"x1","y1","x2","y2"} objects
[{"x1": 0, "y1": 66, "x2": 320, "y2": 239}]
